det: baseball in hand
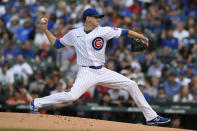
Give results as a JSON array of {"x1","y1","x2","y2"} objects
[{"x1": 41, "y1": 18, "x2": 47, "y2": 24}]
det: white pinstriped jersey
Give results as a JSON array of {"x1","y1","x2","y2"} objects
[{"x1": 60, "y1": 26, "x2": 121, "y2": 66}]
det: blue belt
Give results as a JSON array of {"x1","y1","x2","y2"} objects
[{"x1": 82, "y1": 65, "x2": 103, "y2": 69}]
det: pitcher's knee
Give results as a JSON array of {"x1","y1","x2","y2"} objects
[
  {"x1": 68, "y1": 92, "x2": 80, "y2": 101},
  {"x1": 125, "y1": 81, "x2": 138, "y2": 90}
]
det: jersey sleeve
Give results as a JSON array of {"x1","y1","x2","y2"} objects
[
  {"x1": 59, "y1": 30, "x2": 74, "y2": 46},
  {"x1": 103, "y1": 26, "x2": 122, "y2": 40}
]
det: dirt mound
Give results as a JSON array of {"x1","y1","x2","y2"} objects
[{"x1": 0, "y1": 112, "x2": 190, "y2": 131}]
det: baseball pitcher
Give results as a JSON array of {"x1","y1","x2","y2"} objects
[{"x1": 30, "y1": 8, "x2": 170, "y2": 125}]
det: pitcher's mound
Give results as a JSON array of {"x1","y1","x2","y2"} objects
[{"x1": 0, "y1": 112, "x2": 189, "y2": 131}]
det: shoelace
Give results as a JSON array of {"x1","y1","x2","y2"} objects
[{"x1": 153, "y1": 117, "x2": 161, "y2": 122}]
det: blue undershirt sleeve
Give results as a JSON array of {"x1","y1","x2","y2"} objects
[
  {"x1": 53, "y1": 39, "x2": 65, "y2": 49},
  {"x1": 121, "y1": 29, "x2": 129, "y2": 36}
]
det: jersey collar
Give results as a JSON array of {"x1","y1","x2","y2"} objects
[{"x1": 84, "y1": 30, "x2": 92, "y2": 34}]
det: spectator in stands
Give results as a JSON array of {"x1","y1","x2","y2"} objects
[
  {"x1": 167, "y1": 8, "x2": 185, "y2": 25},
  {"x1": 171, "y1": 116, "x2": 182, "y2": 128},
  {"x1": 100, "y1": 92, "x2": 114, "y2": 107},
  {"x1": 122, "y1": 96, "x2": 136, "y2": 107},
  {"x1": 93, "y1": 85, "x2": 108, "y2": 99},
  {"x1": 120, "y1": 67, "x2": 132, "y2": 80},
  {"x1": 55, "y1": 1, "x2": 67, "y2": 18},
  {"x1": 50, "y1": 80, "x2": 66, "y2": 95},
  {"x1": 182, "y1": 27, "x2": 197, "y2": 48},
  {"x1": 137, "y1": 80, "x2": 151, "y2": 101},
  {"x1": 0, "y1": 20, "x2": 12, "y2": 47},
  {"x1": 163, "y1": 71, "x2": 181, "y2": 96},
  {"x1": 127, "y1": 0, "x2": 141, "y2": 15},
  {"x1": 140, "y1": 52, "x2": 155, "y2": 73},
  {"x1": 6, "y1": 88, "x2": 31, "y2": 107},
  {"x1": 42, "y1": 1, "x2": 55, "y2": 14},
  {"x1": 67, "y1": 56, "x2": 78, "y2": 77},
  {"x1": 155, "y1": 83, "x2": 170, "y2": 102},
  {"x1": 40, "y1": 74, "x2": 56, "y2": 97},
  {"x1": 52, "y1": 70, "x2": 62, "y2": 85},
  {"x1": 0, "y1": 62, "x2": 14, "y2": 97},
  {"x1": 66, "y1": 0, "x2": 77, "y2": 19},
  {"x1": 161, "y1": 28, "x2": 179, "y2": 50},
  {"x1": 105, "y1": 60, "x2": 117, "y2": 72},
  {"x1": 176, "y1": 70, "x2": 191, "y2": 86},
  {"x1": 159, "y1": 47, "x2": 173, "y2": 64},
  {"x1": 60, "y1": 7, "x2": 71, "y2": 25},
  {"x1": 7, "y1": 15, "x2": 20, "y2": 34},
  {"x1": 147, "y1": 57, "x2": 163, "y2": 78},
  {"x1": 108, "y1": 88, "x2": 129, "y2": 101},
  {"x1": 34, "y1": 6, "x2": 47, "y2": 25},
  {"x1": 10, "y1": 54, "x2": 33, "y2": 84},
  {"x1": 145, "y1": 77, "x2": 158, "y2": 98},
  {"x1": 36, "y1": 44, "x2": 55, "y2": 60},
  {"x1": 186, "y1": 17, "x2": 195, "y2": 29},
  {"x1": 131, "y1": 60, "x2": 144, "y2": 80},
  {"x1": 20, "y1": 41, "x2": 35, "y2": 59},
  {"x1": 118, "y1": 2, "x2": 132, "y2": 18},
  {"x1": 160, "y1": 66, "x2": 170, "y2": 83},
  {"x1": 176, "y1": 60, "x2": 186, "y2": 72},
  {"x1": 186, "y1": 63, "x2": 195, "y2": 79},
  {"x1": 148, "y1": 17, "x2": 165, "y2": 37},
  {"x1": 173, "y1": 85, "x2": 193, "y2": 103},
  {"x1": 29, "y1": 71, "x2": 43, "y2": 93},
  {"x1": 3, "y1": 42, "x2": 19, "y2": 60},
  {"x1": 173, "y1": 22, "x2": 189, "y2": 45},
  {"x1": 81, "y1": 90, "x2": 93, "y2": 100},
  {"x1": 179, "y1": 44, "x2": 192, "y2": 62},
  {"x1": 15, "y1": 19, "x2": 34, "y2": 42},
  {"x1": 57, "y1": 46, "x2": 75, "y2": 68},
  {"x1": 1, "y1": 4, "x2": 12, "y2": 24},
  {"x1": 184, "y1": 1, "x2": 197, "y2": 18},
  {"x1": 32, "y1": 79, "x2": 45, "y2": 97},
  {"x1": 60, "y1": 55, "x2": 78, "y2": 79}
]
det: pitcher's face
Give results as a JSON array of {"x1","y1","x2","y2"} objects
[{"x1": 87, "y1": 16, "x2": 100, "y2": 27}]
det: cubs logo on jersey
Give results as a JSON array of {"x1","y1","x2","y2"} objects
[{"x1": 92, "y1": 37, "x2": 104, "y2": 50}]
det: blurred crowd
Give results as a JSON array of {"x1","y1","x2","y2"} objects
[{"x1": 0, "y1": 0, "x2": 197, "y2": 114}]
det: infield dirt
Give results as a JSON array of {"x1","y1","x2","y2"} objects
[{"x1": 0, "y1": 112, "x2": 192, "y2": 131}]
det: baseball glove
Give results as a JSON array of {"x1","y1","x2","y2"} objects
[{"x1": 131, "y1": 39, "x2": 148, "y2": 52}]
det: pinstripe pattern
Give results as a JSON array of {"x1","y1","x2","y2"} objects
[
  {"x1": 60, "y1": 26, "x2": 121, "y2": 66},
  {"x1": 35, "y1": 67, "x2": 157, "y2": 121},
  {"x1": 34, "y1": 26, "x2": 158, "y2": 121}
]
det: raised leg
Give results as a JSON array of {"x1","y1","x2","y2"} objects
[
  {"x1": 98, "y1": 68, "x2": 157, "y2": 121},
  {"x1": 33, "y1": 68, "x2": 98, "y2": 108}
]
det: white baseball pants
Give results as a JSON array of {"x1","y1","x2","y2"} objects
[{"x1": 34, "y1": 67, "x2": 157, "y2": 121}]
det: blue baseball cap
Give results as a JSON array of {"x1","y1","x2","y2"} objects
[
  {"x1": 157, "y1": 83, "x2": 165, "y2": 89},
  {"x1": 82, "y1": 8, "x2": 104, "y2": 21},
  {"x1": 179, "y1": 70, "x2": 186, "y2": 75}
]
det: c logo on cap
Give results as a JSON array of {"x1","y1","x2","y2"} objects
[{"x1": 92, "y1": 37, "x2": 104, "y2": 50}]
